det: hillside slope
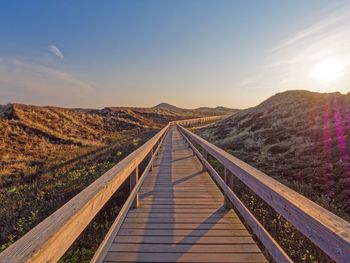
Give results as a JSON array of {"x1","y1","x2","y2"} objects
[
  {"x1": 198, "y1": 90, "x2": 350, "y2": 218},
  {"x1": 0, "y1": 102, "x2": 232, "y2": 180},
  {"x1": 0, "y1": 103, "x2": 209, "y2": 180}
]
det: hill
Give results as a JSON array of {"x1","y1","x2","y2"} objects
[
  {"x1": 153, "y1": 102, "x2": 237, "y2": 116},
  {"x1": 198, "y1": 90, "x2": 350, "y2": 219},
  {"x1": 153, "y1": 102, "x2": 184, "y2": 112}
]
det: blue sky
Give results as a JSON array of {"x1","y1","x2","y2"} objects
[{"x1": 1, "y1": 0, "x2": 349, "y2": 108}]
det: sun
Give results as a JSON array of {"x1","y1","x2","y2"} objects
[{"x1": 311, "y1": 57, "x2": 344, "y2": 82}]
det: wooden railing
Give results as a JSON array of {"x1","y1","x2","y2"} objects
[
  {"x1": 171, "y1": 115, "x2": 228, "y2": 126},
  {"x1": 178, "y1": 124, "x2": 350, "y2": 263},
  {"x1": 0, "y1": 116, "x2": 223, "y2": 263},
  {"x1": 0, "y1": 125, "x2": 169, "y2": 263}
]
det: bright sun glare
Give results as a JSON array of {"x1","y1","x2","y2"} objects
[{"x1": 311, "y1": 57, "x2": 344, "y2": 82}]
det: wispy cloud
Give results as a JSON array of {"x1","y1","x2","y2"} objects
[
  {"x1": 272, "y1": 14, "x2": 346, "y2": 52},
  {"x1": 240, "y1": 5, "x2": 350, "y2": 95},
  {"x1": 49, "y1": 44, "x2": 64, "y2": 59},
  {"x1": 0, "y1": 57, "x2": 93, "y2": 104}
]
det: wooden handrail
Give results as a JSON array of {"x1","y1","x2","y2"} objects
[
  {"x1": 91, "y1": 126, "x2": 168, "y2": 262},
  {"x1": 178, "y1": 125, "x2": 350, "y2": 263},
  {"x1": 178, "y1": 126, "x2": 292, "y2": 263},
  {"x1": 170, "y1": 115, "x2": 228, "y2": 126},
  {"x1": 0, "y1": 125, "x2": 169, "y2": 263}
]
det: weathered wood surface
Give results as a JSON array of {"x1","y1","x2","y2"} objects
[
  {"x1": 98, "y1": 126, "x2": 267, "y2": 262},
  {"x1": 0, "y1": 125, "x2": 169, "y2": 263},
  {"x1": 178, "y1": 125, "x2": 350, "y2": 263}
]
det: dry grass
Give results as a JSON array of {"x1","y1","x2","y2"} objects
[{"x1": 198, "y1": 90, "x2": 350, "y2": 220}]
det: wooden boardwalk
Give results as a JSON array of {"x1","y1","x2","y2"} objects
[
  {"x1": 101, "y1": 126, "x2": 267, "y2": 262},
  {"x1": 1, "y1": 119, "x2": 349, "y2": 263}
]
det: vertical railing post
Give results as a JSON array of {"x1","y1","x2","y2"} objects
[
  {"x1": 224, "y1": 167, "x2": 232, "y2": 209},
  {"x1": 130, "y1": 166, "x2": 139, "y2": 208},
  {"x1": 150, "y1": 148, "x2": 154, "y2": 171},
  {"x1": 202, "y1": 150, "x2": 208, "y2": 171},
  {"x1": 202, "y1": 149, "x2": 208, "y2": 160}
]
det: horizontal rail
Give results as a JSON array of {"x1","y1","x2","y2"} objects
[
  {"x1": 0, "y1": 125, "x2": 169, "y2": 263},
  {"x1": 171, "y1": 115, "x2": 228, "y2": 126},
  {"x1": 178, "y1": 125, "x2": 350, "y2": 263},
  {"x1": 92, "y1": 127, "x2": 168, "y2": 262},
  {"x1": 178, "y1": 126, "x2": 292, "y2": 263}
]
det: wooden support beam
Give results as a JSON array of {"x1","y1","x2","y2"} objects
[
  {"x1": 202, "y1": 150, "x2": 208, "y2": 160},
  {"x1": 224, "y1": 168, "x2": 232, "y2": 209},
  {"x1": 130, "y1": 167, "x2": 139, "y2": 208},
  {"x1": 150, "y1": 149, "x2": 154, "y2": 171}
]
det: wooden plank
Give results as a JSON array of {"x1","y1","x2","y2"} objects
[
  {"x1": 128, "y1": 207, "x2": 229, "y2": 214},
  {"x1": 126, "y1": 212, "x2": 237, "y2": 218},
  {"x1": 139, "y1": 200, "x2": 223, "y2": 205},
  {"x1": 121, "y1": 223, "x2": 246, "y2": 230},
  {"x1": 113, "y1": 235, "x2": 255, "y2": 244},
  {"x1": 139, "y1": 204, "x2": 223, "y2": 209},
  {"x1": 123, "y1": 217, "x2": 240, "y2": 224},
  {"x1": 108, "y1": 243, "x2": 260, "y2": 253},
  {"x1": 139, "y1": 194, "x2": 223, "y2": 198},
  {"x1": 103, "y1": 252, "x2": 267, "y2": 262},
  {"x1": 116, "y1": 228, "x2": 249, "y2": 236}
]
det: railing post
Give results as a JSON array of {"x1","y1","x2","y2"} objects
[
  {"x1": 150, "y1": 148, "x2": 154, "y2": 171},
  {"x1": 156, "y1": 142, "x2": 159, "y2": 155},
  {"x1": 130, "y1": 166, "x2": 139, "y2": 208},
  {"x1": 202, "y1": 150, "x2": 208, "y2": 160},
  {"x1": 224, "y1": 167, "x2": 232, "y2": 209},
  {"x1": 202, "y1": 150, "x2": 208, "y2": 171}
]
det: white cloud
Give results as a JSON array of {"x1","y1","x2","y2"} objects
[{"x1": 49, "y1": 44, "x2": 64, "y2": 59}]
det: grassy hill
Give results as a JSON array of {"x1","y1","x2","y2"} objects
[
  {"x1": 198, "y1": 90, "x2": 350, "y2": 220},
  {"x1": 1, "y1": 103, "x2": 228, "y2": 180}
]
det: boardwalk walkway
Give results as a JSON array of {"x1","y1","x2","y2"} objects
[
  {"x1": 1, "y1": 119, "x2": 349, "y2": 263},
  {"x1": 100, "y1": 126, "x2": 267, "y2": 262}
]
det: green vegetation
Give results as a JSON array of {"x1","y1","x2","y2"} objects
[
  {"x1": 198, "y1": 90, "x2": 350, "y2": 221},
  {"x1": 0, "y1": 130, "x2": 155, "y2": 258},
  {"x1": 195, "y1": 90, "x2": 350, "y2": 262},
  {"x1": 204, "y1": 154, "x2": 333, "y2": 262}
]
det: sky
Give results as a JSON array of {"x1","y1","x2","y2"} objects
[{"x1": 1, "y1": 0, "x2": 350, "y2": 109}]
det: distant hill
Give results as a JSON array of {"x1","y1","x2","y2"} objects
[
  {"x1": 153, "y1": 102, "x2": 184, "y2": 112},
  {"x1": 198, "y1": 90, "x2": 350, "y2": 219},
  {"x1": 153, "y1": 102, "x2": 237, "y2": 116}
]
